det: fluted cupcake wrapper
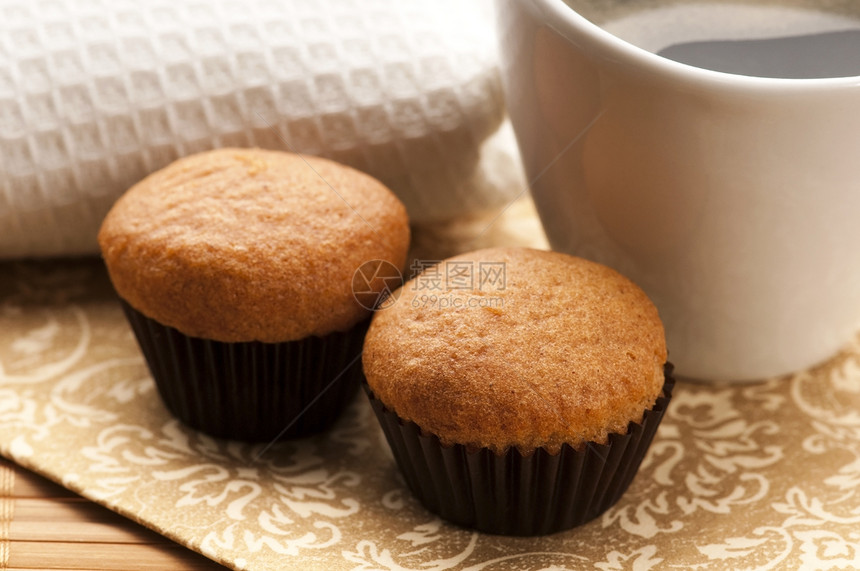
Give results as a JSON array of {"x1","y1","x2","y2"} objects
[
  {"x1": 121, "y1": 299, "x2": 367, "y2": 442},
  {"x1": 365, "y1": 365, "x2": 675, "y2": 536}
]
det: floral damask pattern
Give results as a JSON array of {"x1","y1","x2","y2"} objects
[{"x1": 2, "y1": 258, "x2": 860, "y2": 570}]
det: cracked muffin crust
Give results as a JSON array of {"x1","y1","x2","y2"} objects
[
  {"x1": 362, "y1": 246, "x2": 667, "y2": 454},
  {"x1": 99, "y1": 147, "x2": 410, "y2": 343}
]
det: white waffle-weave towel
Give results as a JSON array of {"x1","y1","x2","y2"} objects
[{"x1": 0, "y1": 0, "x2": 525, "y2": 258}]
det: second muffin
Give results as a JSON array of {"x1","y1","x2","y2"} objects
[
  {"x1": 362, "y1": 247, "x2": 672, "y2": 535},
  {"x1": 99, "y1": 148, "x2": 410, "y2": 441}
]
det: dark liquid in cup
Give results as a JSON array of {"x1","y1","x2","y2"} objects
[
  {"x1": 567, "y1": 1, "x2": 860, "y2": 79},
  {"x1": 658, "y1": 29, "x2": 860, "y2": 78}
]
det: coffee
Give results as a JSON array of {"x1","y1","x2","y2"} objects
[{"x1": 564, "y1": 0, "x2": 860, "y2": 78}]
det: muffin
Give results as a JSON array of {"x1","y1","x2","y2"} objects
[
  {"x1": 362, "y1": 247, "x2": 672, "y2": 535},
  {"x1": 99, "y1": 148, "x2": 410, "y2": 441}
]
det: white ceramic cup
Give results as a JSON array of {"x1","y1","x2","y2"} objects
[{"x1": 497, "y1": 0, "x2": 860, "y2": 382}]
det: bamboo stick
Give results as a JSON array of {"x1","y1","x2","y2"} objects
[
  {"x1": 7, "y1": 541, "x2": 222, "y2": 570},
  {"x1": 13, "y1": 498, "x2": 128, "y2": 524},
  {"x1": 9, "y1": 520, "x2": 165, "y2": 544},
  {"x1": 11, "y1": 469, "x2": 76, "y2": 499}
]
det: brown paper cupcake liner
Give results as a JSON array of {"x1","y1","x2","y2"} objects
[
  {"x1": 365, "y1": 364, "x2": 675, "y2": 536},
  {"x1": 121, "y1": 299, "x2": 367, "y2": 442}
]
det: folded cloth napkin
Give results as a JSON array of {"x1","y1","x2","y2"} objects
[{"x1": 0, "y1": 0, "x2": 525, "y2": 259}]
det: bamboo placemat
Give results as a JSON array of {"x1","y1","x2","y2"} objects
[
  {"x1": 1, "y1": 460, "x2": 11, "y2": 568},
  {"x1": 0, "y1": 457, "x2": 224, "y2": 570}
]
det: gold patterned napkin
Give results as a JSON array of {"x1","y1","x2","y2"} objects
[{"x1": 2, "y1": 211, "x2": 860, "y2": 569}]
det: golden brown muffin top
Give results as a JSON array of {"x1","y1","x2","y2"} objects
[
  {"x1": 362, "y1": 247, "x2": 667, "y2": 454},
  {"x1": 99, "y1": 148, "x2": 409, "y2": 343}
]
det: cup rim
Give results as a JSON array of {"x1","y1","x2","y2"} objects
[{"x1": 536, "y1": 0, "x2": 860, "y2": 91}]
